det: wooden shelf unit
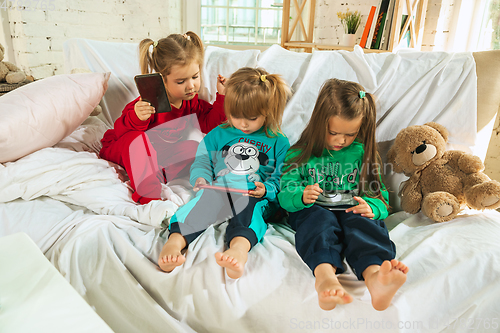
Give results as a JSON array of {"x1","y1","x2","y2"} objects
[{"x1": 280, "y1": 0, "x2": 429, "y2": 53}]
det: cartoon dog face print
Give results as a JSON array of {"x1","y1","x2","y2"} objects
[{"x1": 216, "y1": 142, "x2": 269, "y2": 181}]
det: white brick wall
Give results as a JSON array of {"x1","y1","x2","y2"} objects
[
  {"x1": 3, "y1": 0, "x2": 182, "y2": 79},
  {"x1": 315, "y1": 1, "x2": 376, "y2": 46},
  {"x1": 2, "y1": 0, "x2": 459, "y2": 79}
]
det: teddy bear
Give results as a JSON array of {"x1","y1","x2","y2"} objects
[
  {"x1": 387, "y1": 122, "x2": 500, "y2": 222},
  {"x1": 70, "y1": 68, "x2": 103, "y2": 116},
  {"x1": 0, "y1": 43, "x2": 27, "y2": 84}
]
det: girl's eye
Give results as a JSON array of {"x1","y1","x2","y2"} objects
[
  {"x1": 192, "y1": 75, "x2": 199, "y2": 79},
  {"x1": 177, "y1": 81, "x2": 184, "y2": 84}
]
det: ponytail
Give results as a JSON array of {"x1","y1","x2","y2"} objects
[
  {"x1": 138, "y1": 38, "x2": 155, "y2": 74},
  {"x1": 261, "y1": 72, "x2": 290, "y2": 136},
  {"x1": 137, "y1": 31, "x2": 204, "y2": 77},
  {"x1": 185, "y1": 31, "x2": 204, "y2": 61}
]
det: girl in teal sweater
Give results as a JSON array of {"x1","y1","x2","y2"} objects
[
  {"x1": 158, "y1": 67, "x2": 290, "y2": 279},
  {"x1": 278, "y1": 79, "x2": 409, "y2": 311}
]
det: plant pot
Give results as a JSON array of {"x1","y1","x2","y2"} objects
[{"x1": 342, "y1": 34, "x2": 357, "y2": 47}]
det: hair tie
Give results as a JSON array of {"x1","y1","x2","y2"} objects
[
  {"x1": 183, "y1": 34, "x2": 191, "y2": 41},
  {"x1": 153, "y1": 40, "x2": 158, "y2": 48},
  {"x1": 359, "y1": 90, "x2": 366, "y2": 99},
  {"x1": 260, "y1": 74, "x2": 267, "y2": 82}
]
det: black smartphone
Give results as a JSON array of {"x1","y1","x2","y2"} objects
[{"x1": 134, "y1": 73, "x2": 172, "y2": 113}]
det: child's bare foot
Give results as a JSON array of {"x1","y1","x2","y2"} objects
[
  {"x1": 158, "y1": 233, "x2": 187, "y2": 272},
  {"x1": 215, "y1": 249, "x2": 247, "y2": 279},
  {"x1": 363, "y1": 259, "x2": 409, "y2": 311},
  {"x1": 215, "y1": 236, "x2": 251, "y2": 279},
  {"x1": 314, "y1": 263, "x2": 353, "y2": 310}
]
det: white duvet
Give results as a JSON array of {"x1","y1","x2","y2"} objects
[
  {"x1": 2, "y1": 188, "x2": 500, "y2": 333},
  {"x1": 0, "y1": 147, "x2": 181, "y2": 228}
]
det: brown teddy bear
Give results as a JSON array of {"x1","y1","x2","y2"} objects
[
  {"x1": 387, "y1": 122, "x2": 500, "y2": 222},
  {"x1": 0, "y1": 43, "x2": 27, "y2": 84}
]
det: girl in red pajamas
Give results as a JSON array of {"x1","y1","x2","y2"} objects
[{"x1": 100, "y1": 32, "x2": 227, "y2": 204}]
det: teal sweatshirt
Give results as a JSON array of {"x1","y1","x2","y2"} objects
[
  {"x1": 190, "y1": 125, "x2": 290, "y2": 203},
  {"x1": 278, "y1": 141, "x2": 389, "y2": 219}
]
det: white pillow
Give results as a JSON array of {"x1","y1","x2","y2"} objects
[
  {"x1": 201, "y1": 46, "x2": 260, "y2": 103},
  {"x1": 0, "y1": 72, "x2": 110, "y2": 163}
]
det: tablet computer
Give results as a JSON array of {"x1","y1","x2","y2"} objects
[
  {"x1": 197, "y1": 184, "x2": 250, "y2": 194},
  {"x1": 134, "y1": 73, "x2": 172, "y2": 113}
]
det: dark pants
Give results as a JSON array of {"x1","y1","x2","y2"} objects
[
  {"x1": 169, "y1": 189, "x2": 269, "y2": 248},
  {"x1": 288, "y1": 205, "x2": 396, "y2": 280}
]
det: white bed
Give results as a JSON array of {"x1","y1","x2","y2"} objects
[{"x1": 1, "y1": 39, "x2": 500, "y2": 333}]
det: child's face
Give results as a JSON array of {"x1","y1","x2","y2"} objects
[
  {"x1": 165, "y1": 62, "x2": 201, "y2": 108},
  {"x1": 229, "y1": 115, "x2": 266, "y2": 134},
  {"x1": 326, "y1": 115, "x2": 363, "y2": 151}
]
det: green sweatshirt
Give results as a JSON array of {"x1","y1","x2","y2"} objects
[{"x1": 278, "y1": 141, "x2": 389, "y2": 219}]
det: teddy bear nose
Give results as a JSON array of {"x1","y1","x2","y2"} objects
[{"x1": 415, "y1": 143, "x2": 426, "y2": 154}]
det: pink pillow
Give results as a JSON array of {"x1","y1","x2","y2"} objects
[{"x1": 0, "y1": 72, "x2": 110, "y2": 163}]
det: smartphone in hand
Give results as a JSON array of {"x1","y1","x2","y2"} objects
[{"x1": 134, "y1": 73, "x2": 172, "y2": 113}]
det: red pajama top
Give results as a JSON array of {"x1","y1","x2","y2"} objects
[{"x1": 101, "y1": 94, "x2": 226, "y2": 147}]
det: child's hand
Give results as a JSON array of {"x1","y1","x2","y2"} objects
[
  {"x1": 193, "y1": 177, "x2": 208, "y2": 192},
  {"x1": 302, "y1": 183, "x2": 323, "y2": 205},
  {"x1": 217, "y1": 74, "x2": 226, "y2": 95},
  {"x1": 248, "y1": 181, "x2": 266, "y2": 198},
  {"x1": 135, "y1": 98, "x2": 155, "y2": 121},
  {"x1": 345, "y1": 196, "x2": 374, "y2": 218}
]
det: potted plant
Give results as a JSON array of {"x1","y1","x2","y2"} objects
[{"x1": 337, "y1": 9, "x2": 362, "y2": 47}]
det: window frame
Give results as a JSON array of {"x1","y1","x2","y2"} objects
[{"x1": 183, "y1": 0, "x2": 282, "y2": 51}]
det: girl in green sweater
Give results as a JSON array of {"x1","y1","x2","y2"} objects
[{"x1": 278, "y1": 78, "x2": 409, "y2": 311}]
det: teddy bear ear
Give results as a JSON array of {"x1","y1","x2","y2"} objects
[{"x1": 424, "y1": 122, "x2": 449, "y2": 142}]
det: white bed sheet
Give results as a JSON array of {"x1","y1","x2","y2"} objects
[{"x1": 1, "y1": 192, "x2": 500, "y2": 332}]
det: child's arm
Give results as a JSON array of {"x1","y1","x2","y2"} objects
[
  {"x1": 113, "y1": 97, "x2": 151, "y2": 138},
  {"x1": 191, "y1": 76, "x2": 227, "y2": 134},
  {"x1": 189, "y1": 129, "x2": 217, "y2": 187},
  {"x1": 357, "y1": 182, "x2": 390, "y2": 220},
  {"x1": 257, "y1": 137, "x2": 290, "y2": 202},
  {"x1": 217, "y1": 74, "x2": 226, "y2": 95},
  {"x1": 278, "y1": 149, "x2": 315, "y2": 212},
  {"x1": 193, "y1": 177, "x2": 209, "y2": 191}
]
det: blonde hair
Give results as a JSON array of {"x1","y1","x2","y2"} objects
[
  {"x1": 285, "y1": 78, "x2": 387, "y2": 205},
  {"x1": 223, "y1": 67, "x2": 291, "y2": 137},
  {"x1": 138, "y1": 31, "x2": 204, "y2": 76}
]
